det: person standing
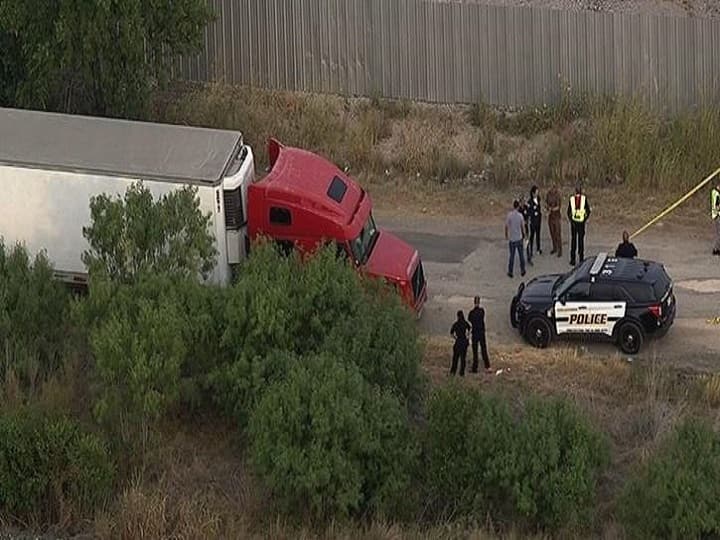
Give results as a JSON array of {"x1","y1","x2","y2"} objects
[
  {"x1": 450, "y1": 310, "x2": 471, "y2": 376},
  {"x1": 518, "y1": 195, "x2": 533, "y2": 266},
  {"x1": 505, "y1": 200, "x2": 527, "y2": 278},
  {"x1": 615, "y1": 231, "x2": 638, "y2": 259},
  {"x1": 712, "y1": 181, "x2": 720, "y2": 256},
  {"x1": 468, "y1": 296, "x2": 491, "y2": 373},
  {"x1": 546, "y1": 183, "x2": 562, "y2": 258},
  {"x1": 527, "y1": 185, "x2": 542, "y2": 258},
  {"x1": 567, "y1": 185, "x2": 591, "y2": 266}
]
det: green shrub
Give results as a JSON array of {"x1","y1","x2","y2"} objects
[
  {"x1": 82, "y1": 274, "x2": 188, "y2": 446},
  {"x1": 424, "y1": 385, "x2": 515, "y2": 518},
  {"x1": 248, "y1": 353, "x2": 418, "y2": 519},
  {"x1": 0, "y1": 409, "x2": 113, "y2": 522},
  {"x1": 0, "y1": 241, "x2": 69, "y2": 384},
  {"x1": 509, "y1": 397, "x2": 609, "y2": 529},
  {"x1": 210, "y1": 243, "x2": 423, "y2": 423},
  {"x1": 424, "y1": 387, "x2": 608, "y2": 531},
  {"x1": 619, "y1": 419, "x2": 720, "y2": 540},
  {"x1": 82, "y1": 182, "x2": 217, "y2": 282}
]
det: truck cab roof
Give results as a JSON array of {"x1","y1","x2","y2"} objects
[
  {"x1": 248, "y1": 140, "x2": 368, "y2": 239},
  {"x1": 0, "y1": 107, "x2": 243, "y2": 185}
]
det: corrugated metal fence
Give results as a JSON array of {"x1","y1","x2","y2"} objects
[{"x1": 173, "y1": 0, "x2": 720, "y2": 110}]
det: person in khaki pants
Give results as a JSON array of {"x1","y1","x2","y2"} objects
[{"x1": 545, "y1": 184, "x2": 562, "y2": 258}]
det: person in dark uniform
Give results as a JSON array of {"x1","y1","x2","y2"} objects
[
  {"x1": 518, "y1": 195, "x2": 533, "y2": 266},
  {"x1": 468, "y1": 296, "x2": 491, "y2": 373},
  {"x1": 615, "y1": 231, "x2": 638, "y2": 259},
  {"x1": 527, "y1": 185, "x2": 542, "y2": 258},
  {"x1": 450, "y1": 310, "x2": 470, "y2": 376}
]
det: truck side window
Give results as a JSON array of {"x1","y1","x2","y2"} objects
[{"x1": 269, "y1": 206, "x2": 291, "y2": 226}]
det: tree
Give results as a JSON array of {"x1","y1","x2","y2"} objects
[
  {"x1": 82, "y1": 182, "x2": 217, "y2": 283},
  {"x1": 0, "y1": 0, "x2": 213, "y2": 117}
]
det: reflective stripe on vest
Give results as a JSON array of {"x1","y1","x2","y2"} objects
[
  {"x1": 713, "y1": 189, "x2": 720, "y2": 220},
  {"x1": 570, "y1": 195, "x2": 587, "y2": 222}
]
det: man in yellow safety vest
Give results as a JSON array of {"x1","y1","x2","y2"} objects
[
  {"x1": 712, "y1": 181, "x2": 720, "y2": 256},
  {"x1": 567, "y1": 185, "x2": 591, "y2": 266}
]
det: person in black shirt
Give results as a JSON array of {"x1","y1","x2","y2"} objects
[
  {"x1": 518, "y1": 195, "x2": 533, "y2": 266},
  {"x1": 468, "y1": 296, "x2": 491, "y2": 373},
  {"x1": 527, "y1": 185, "x2": 542, "y2": 258},
  {"x1": 450, "y1": 310, "x2": 470, "y2": 376},
  {"x1": 615, "y1": 231, "x2": 638, "y2": 259}
]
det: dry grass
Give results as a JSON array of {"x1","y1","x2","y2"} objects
[{"x1": 153, "y1": 83, "x2": 714, "y2": 227}]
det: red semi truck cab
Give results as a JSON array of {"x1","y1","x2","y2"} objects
[{"x1": 247, "y1": 139, "x2": 427, "y2": 315}]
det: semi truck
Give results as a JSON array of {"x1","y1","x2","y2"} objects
[{"x1": 0, "y1": 107, "x2": 427, "y2": 314}]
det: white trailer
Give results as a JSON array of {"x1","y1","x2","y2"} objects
[{"x1": 0, "y1": 107, "x2": 255, "y2": 286}]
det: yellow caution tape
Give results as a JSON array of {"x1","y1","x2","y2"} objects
[
  {"x1": 707, "y1": 317, "x2": 720, "y2": 326},
  {"x1": 630, "y1": 167, "x2": 720, "y2": 240}
]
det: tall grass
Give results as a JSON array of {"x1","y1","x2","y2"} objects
[{"x1": 156, "y1": 83, "x2": 720, "y2": 199}]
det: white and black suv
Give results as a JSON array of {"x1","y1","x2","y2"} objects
[{"x1": 510, "y1": 253, "x2": 676, "y2": 355}]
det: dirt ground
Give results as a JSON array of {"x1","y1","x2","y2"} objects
[{"x1": 374, "y1": 196, "x2": 720, "y2": 373}]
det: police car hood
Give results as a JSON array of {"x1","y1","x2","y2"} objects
[{"x1": 522, "y1": 274, "x2": 562, "y2": 299}]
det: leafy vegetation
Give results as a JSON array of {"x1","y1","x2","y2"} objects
[
  {"x1": 0, "y1": 0, "x2": 213, "y2": 117},
  {"x1": 0, "y1": 241, "x2": 69, "y2": 386},
  {"x1": 0, "y1": 409, "x2": 113, "y2": 522},
  {"x1": 249, "y1": 354, "x2": 418, "y2": 519},
  {"x1": 620, "y1": 419, "x2": 720, "y2": 540},
  {"x1": 424, "y1": 385, "x2": 608, "y2": 531},
  {"x1": 82, "y1": 183, "x2": 217, "y2": 282}
]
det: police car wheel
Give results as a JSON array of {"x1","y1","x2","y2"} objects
[
  {"x1": 616, "y1": 321, "x2": 644, "y2": 355},
  {"x1": 510, "y1": 297, "x2": 519, "y2": 327},
  {"x1": 524, "y1": 316, "x2": 553, "y2": 349}
]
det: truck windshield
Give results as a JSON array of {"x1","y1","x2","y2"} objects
[{"x1": 350, "y1": 215, "x2": 379, "y2": 265}]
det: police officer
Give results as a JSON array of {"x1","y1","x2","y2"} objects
[
  {"x1": 468, "y1": 296, "x2": 491, "y2": 373},
  {"x1": 712, "y1": 181, "x2": 720, "y2": 256},
  {"x1": 450, "y1": 310, "x2": 470, "y2": 376},
  {"x1": 567, "y1": 185, "x2": 591, "y2": 266},
  {"x1": 546, "y1": 183, "x2": 562, "y2": 258},
  {"x1": 528, "y1": 185, "x2": 542, "y2": 258}
]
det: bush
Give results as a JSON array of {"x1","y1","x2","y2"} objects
[
  {"x1": 248, "y1": 354, "x2": 418, "y2": 519},
  {"x1": 81, "y1": 274, "x2": 190, "y2": 446},
  {"x1": 424, "y1": 387, "x2": 608, "y2": 531},
  {"x1": 619, "y1": 419, "x2": 720, "y2": 539},
  {"x1": 509, "y1": 397, "x2": 609, "y2": 529},
  {"x1": 82, "y1": 182, "x2": 217, "y2": 283},
  {"x1": 0, "y1": 409, "x2": 113, "y2": 523},
  {"x1": 424, "y1": 385, "x2": 515, "y2": 518},
  {"x1": 210, "y1": 243, "x2": 423, "y2": 424},
  {"x1": 0, "y1": 241, "x2": 69, "y2": 384}
]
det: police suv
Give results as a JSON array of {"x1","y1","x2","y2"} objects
[{"x1": 510, "y1": 253, "x2": 676, "y2": 354}]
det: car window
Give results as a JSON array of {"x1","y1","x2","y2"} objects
[
  {"x1": 590, "y1": 283, "x2": 628, "y2": 302},
  {"x1": 623, "y1": 283, "x2": 655, "y2": 303},
  {"x1": 565, "y1": 281, "x2": 590, "y2": 301}
]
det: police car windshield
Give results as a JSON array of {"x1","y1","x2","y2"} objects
[{"x1": 552, "y1": 259, "x2": 593, "y2": 295}]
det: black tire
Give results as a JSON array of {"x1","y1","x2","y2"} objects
[
  {"x1": 510, "y1": 297, "x2": 519, "y2": 327},
  {"x1": 616, "y1": 321, "x2": 644, "y2": 355},
  {"x1": 524, "y1": 316, "x2": 553, "y2": 349}
]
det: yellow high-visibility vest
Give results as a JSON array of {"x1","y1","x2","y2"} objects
[
  {"x1": 713, "y1": 188, "x2": 720, "y2": 220},
  {"x1": 570, "y1": 195, "x2": 587, "y2": 222}
]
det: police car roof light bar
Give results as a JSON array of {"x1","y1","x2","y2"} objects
[{"x1": 589, "y1": 253, "x2": 608, "y2": 276}]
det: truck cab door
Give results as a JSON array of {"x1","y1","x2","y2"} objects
[{"x1": 223, "y1": 144, "x2": 255, "y2": 265}]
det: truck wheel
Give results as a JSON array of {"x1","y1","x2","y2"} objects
[
  {"x1": 524, "y1": 316, "x2": 553, "y2": 349},
  {"x1": 616, "y1": 321, "x2": 644, "y2": 355}
]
